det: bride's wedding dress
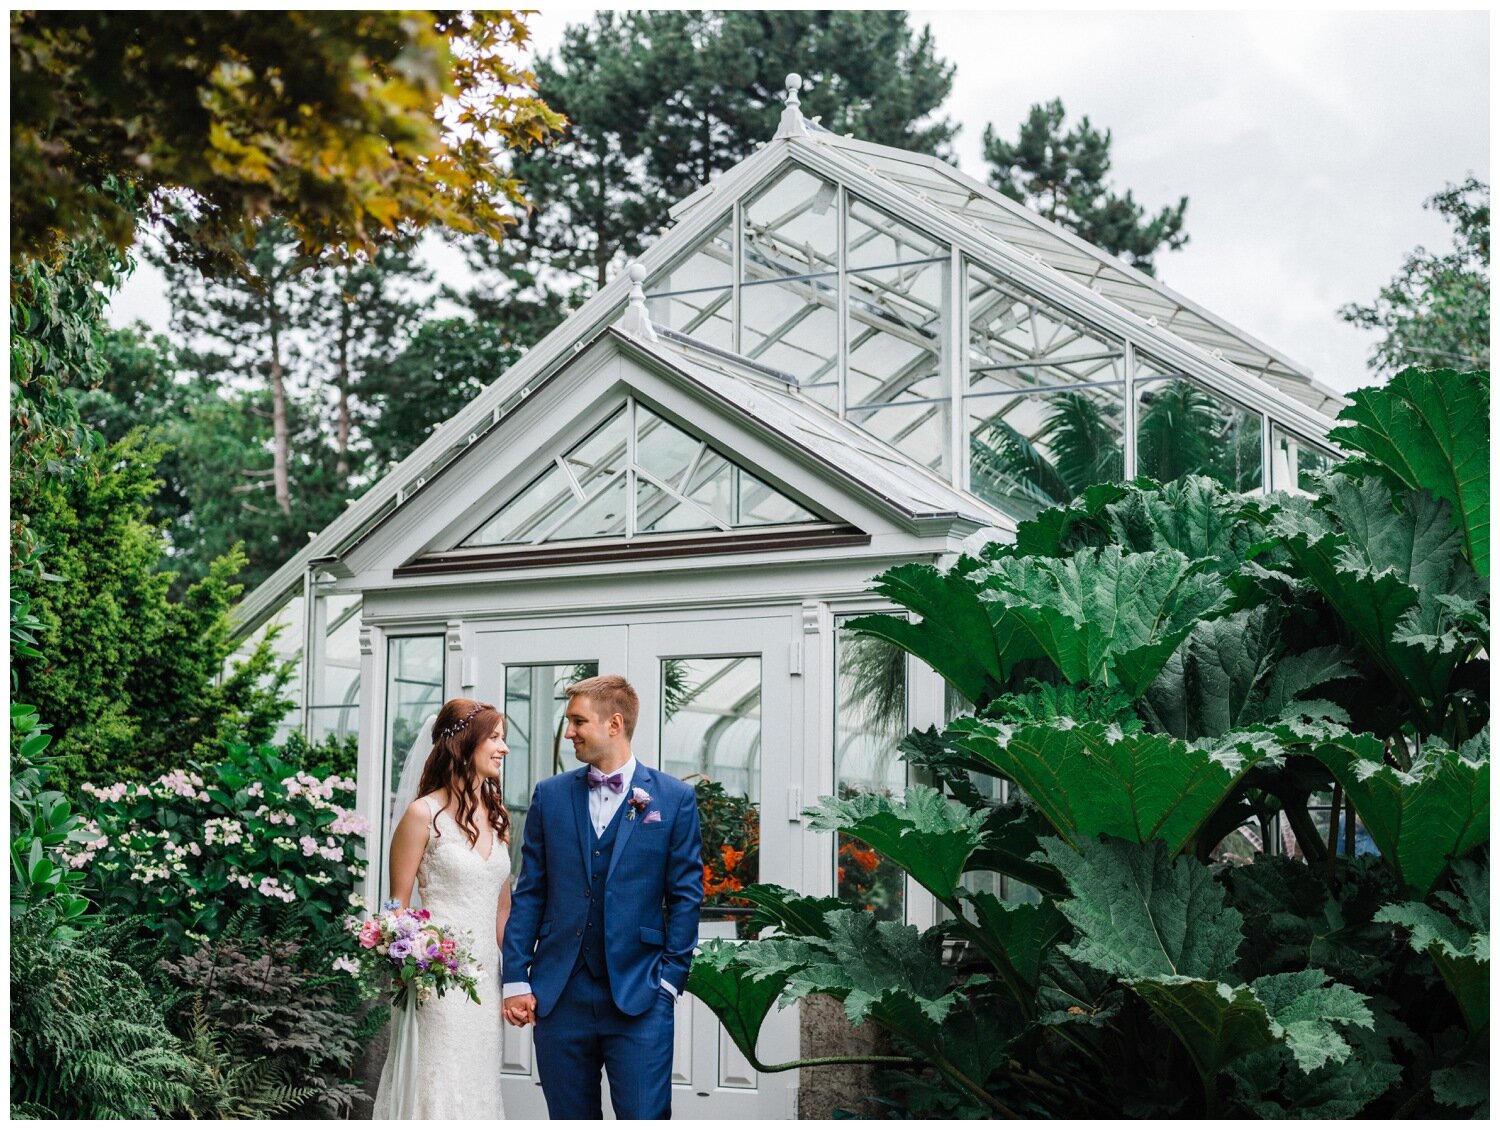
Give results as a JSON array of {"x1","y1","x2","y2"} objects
[{"x1": 372, "y1": 796, "x2": 511, "y2": 1119}]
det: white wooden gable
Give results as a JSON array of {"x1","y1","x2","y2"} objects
[{"x1": 338, "y1": 327, "x2": 1001, "y2": 596}]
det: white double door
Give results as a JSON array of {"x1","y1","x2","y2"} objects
[{"x1": 474, "y1": 613, "x2": 801, "y2": 1120}]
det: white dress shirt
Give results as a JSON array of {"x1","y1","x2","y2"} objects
[
  {"x1": 589, "y1": 756, "x2": 636, "y2": 836},
  {"x1": 502, "y1": 758, "x2": 678, "y2": 1003}
]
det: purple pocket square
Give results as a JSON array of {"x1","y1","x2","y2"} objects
[{"x1": 642, "y1": 809, "x2": 662, "y2": 824}]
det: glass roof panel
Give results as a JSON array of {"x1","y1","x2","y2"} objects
[
  {"x1": 647, "y1": 289, "x2": 733, "y2": 352},
  {"x1": 968, "y1": 384, "x2": 1125, "y2": 519},
  {"x1": 637, "y1": 478, "x2": 721, "y2": 534},
  {"x1": 968, "y1": 261, "x2": 1124, "y2": 396},
  {"x1": 637, "y1": 406, "x2": 701, "y2": 489},
  {"x1": 647, "y1": 218, "x2": 733, "y2": 294},
  {"x1": 743, "y1": 166, "x2": 839, "y2": 282},
  {"x1": 1135, "y1": 364, "x2": 1263, "y2": 493},
  {"x1": 563, "y1": 408, "x2": 629, "y2": 490},
  {"x1": 846, "y1": 195, "x2": 945, "y2": 271},
  {"x1": 849, "y1": 400, "x2": 948, "y2": 475},
  {"x1": 741, "y1": 276, "x2": 839, "y2": 385}
]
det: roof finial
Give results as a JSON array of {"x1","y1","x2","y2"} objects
[
  {"x1": 618, "y1": 261, "x2": 658, "y2": 342},
  {"x1": 774, "y1": 71, "x2": 809, "y2": 140}
]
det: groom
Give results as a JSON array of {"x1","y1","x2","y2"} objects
[{"x1": 502, "y1": 674, "x2": 703, "y2": 1119}]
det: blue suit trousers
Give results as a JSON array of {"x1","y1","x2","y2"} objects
[{"x1": 533, "y1": 964, "x2": 676, "y2": 1119}]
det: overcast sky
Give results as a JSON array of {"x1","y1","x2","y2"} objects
[{"x1": 108, "y1": 8, "x2": 1489, "y2": 394}]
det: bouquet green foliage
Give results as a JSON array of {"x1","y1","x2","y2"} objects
[{"x1": 350, "y1": 901, "x2": 483, "y2": 1010}]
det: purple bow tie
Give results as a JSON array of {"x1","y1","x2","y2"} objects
[{"x1": 587, "y1": 768, "x2": 625, "y2": 793}]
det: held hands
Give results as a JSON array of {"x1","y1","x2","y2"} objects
[{"x1": 502, "y1": 992, "x2": 537, "y2": 1028}]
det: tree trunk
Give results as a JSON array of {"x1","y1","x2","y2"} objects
[
  {"x1": 335, "y1": 287, "x2": 352, "y2": 485},
  {"x1": 268, "y1": 309, "x2": 292, "y2": 517}
]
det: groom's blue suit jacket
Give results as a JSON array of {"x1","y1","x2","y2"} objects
[{"x1": 503, "y1": 763, "x2": 703, "y2": 1018}]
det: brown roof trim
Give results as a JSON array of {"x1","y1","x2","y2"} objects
[{"x1": 394, "y1": 525, "x2": 871, "y2": 577}]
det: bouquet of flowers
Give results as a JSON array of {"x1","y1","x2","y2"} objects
[{"x1": 348, "y1": 900, "x2": 482, "y2": 1009}]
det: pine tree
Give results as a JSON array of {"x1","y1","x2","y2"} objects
[
  {"x1": 1339, "y1": 177, "x2": 1489, "y2": 374},
  {"x1": 982, "y1": 99, "x2": 1189, "y2": 276},
  {"x1": 512, "y1": 10, "x2": 958, "y2": 289}
]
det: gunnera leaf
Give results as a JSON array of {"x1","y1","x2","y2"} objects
[
  {"x1": 739, "y1": 884, "x2": 847, "y2": 940},
  {"x1": 1227, "y1": 1028, "x2": 1401, "y2": 1118},
  {"x1": 804, "y1": 785, "x2": 988, "y2": 902},
  {"x1": 1269, "y1": 477, "x2": 1479, "y2": 712},
  {"x1": 1097, "y1": 475, "x2": 1260, "y2": 575},
  {"x1": 1327, "y1": 366, "x2": 1489, "y2": 575},
  {"x1": 896, "y1": 726, "x2": 990, "y2": 808},
  {"x1": 685, "y1": 938, "x2": 797, "y2": 1070},
  {"x1": 975, "y1": 546, "x2": 1232, "y2": 697},
  {"x1": 1311, "y1": 728, "x2": 1489, "y2": 895},
  {"x1": 1431, "y1": 1059, "x2": 1490, "y2": 1117},
  {"x1": 847, "y1": 562, "x2": 1006, "y2": 708},
  {"x1": 950, "y1": 888, "x2": 1069, "y2": 997},
  {"x1": 1249, "y1": 968, "x2": 1374, "y2": 1072},
  {"x1": 1040, "y1": 836, "x2": 1244, "y2": 980},
  {"x1": 1374, "y1": 857, "x2": 1489, "y2": 1033},
  {"x1": 951, "y1": 718, "x2": 1267, "y2": 855}
]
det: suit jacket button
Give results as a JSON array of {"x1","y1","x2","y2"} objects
[{"x1": 575, "y1": 930, "x2": 582, "y2": 937}]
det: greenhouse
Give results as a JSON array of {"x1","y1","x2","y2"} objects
[{"x1": 230, "y1": 76, "x2": 1348, "y2": 1117}]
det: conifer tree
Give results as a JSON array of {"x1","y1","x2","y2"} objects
[
  {"x1": 512, "y1": 10, "x2": 958, "y2": 288},
  {"x1": 982, "y1": 99, "x2": 1189, "y2": 276}
]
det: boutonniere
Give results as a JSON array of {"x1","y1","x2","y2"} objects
[{"x1": 627, "y1": 787, "x2": 651, "y2": 821}]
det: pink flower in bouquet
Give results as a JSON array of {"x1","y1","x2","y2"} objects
[
  {"x1": 359, "y1": 921, "x2": 382, "y2": 948},
  {"x1": 440, "y1": 938, "x2": 457, "y2": 957}
]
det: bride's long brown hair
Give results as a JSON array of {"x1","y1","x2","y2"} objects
[{"x1": 417, "y1": 698, "x2": 511, "y2": 848}]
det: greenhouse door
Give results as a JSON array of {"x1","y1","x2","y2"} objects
[{"x1": 484, "y1": 617, "x2": 799, "y2": 1120}]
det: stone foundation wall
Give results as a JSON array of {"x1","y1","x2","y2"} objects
[{"x1": 796, "y1": 994, "x2": 895, "y2": 1119}]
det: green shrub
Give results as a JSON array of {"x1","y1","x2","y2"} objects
[
  {"x1": 687, "y1": 368, "x2": 1490, "y2": 1118},
  {"x1": 71, "y1": 742, "x2": 369, "y2": 951},
  {"x1": 279, "y1": 730, "x2": 360, "y2": 781},
  {"x1": 161, "y1": 921, "x2": 379, "y2": 1118},
  {"x1": 11, "y1": 431, "x2": 294, "y2": 791},
  {"x1": 10, "y1": 907, "x2": 192, "y2": 1118}
]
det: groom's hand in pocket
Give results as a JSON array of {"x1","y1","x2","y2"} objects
[{"x1": 503, "y1": 993, "x2": 536, "y2": 1027}]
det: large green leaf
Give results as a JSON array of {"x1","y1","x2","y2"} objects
[
  {"x1": 1042, "y1": 837, "x2": 1244, "y2": 980},
  {"x1": 1228, "y1": 1034, "x2": 1402, "y2": 1119},
  {"x1": 1310, "y1": 728, "x2": 1489, "y2": 895},
  {"x1": 1099, "y1": 475, "x2": 1259, "y2": 575},
  {"x1": 1250, "y1": 968, "x2": 1374, "y2": 1072},
  {"x1": 1127, "y1": 976, "x2": 1278, "y2": 1084},
  {"x1": 739, "y1": 884, "x2": 846, "y2": 940},
  {"x1": 1374, "y1": 857, "x2": 1489, "y2": 1032},
  {"x1": 976, "y1": 546, "x2": 1232, "y2": 696},
  {"x1": 1269, "y1": 478, "x2": 1483, "y2": 718},
  {"x1": 804, "y1": 785, "x2": 988, "y2": 902},
  {"x1": 1012, "y1": 481, "x2": 1129, "y2": 557},
  {"x1": 1128, "y1": 970, "x2": 1371, "y2": 1090},
  {"x1": 1328, "y1": 366, "x2": 1489, "y2": 574},
  {"x1": 950, "y1": 719, "x2": 1269, "y2": 855},
  {"x1": 967, "y1": 801, "x2": 1067, "y2": 897},
  {"x1": 686, "y1": 939, "x2": 795, "y2": 1070},
  {"x1": 1143, "y1": 606, "x2": 1359, "y2": 741},
  {"x1": 949, "y1": 888, "x2": 1068, "y2": 1002},
  {"x1": 846, "y1": 561, "x2": 1005, "y2": 707}
]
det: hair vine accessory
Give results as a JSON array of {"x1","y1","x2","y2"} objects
[{"x1": 437, "y1": 704, "x2": 484, "y2": 741}]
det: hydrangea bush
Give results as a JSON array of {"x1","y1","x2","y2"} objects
[{"x1": 69, "y1": 742, "x2": 371, "y2": 952}]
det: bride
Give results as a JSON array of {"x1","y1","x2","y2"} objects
[{"x1": 372, "y1": 698, "x2": 513, "y2": 1119}]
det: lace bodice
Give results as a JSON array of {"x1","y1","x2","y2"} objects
[
  {"x1": 415, "y1": 799, "x2": 511, "y2": 975},
  {"x1": 373, "y1": 796, "x2": 510, "y2": 1120}
]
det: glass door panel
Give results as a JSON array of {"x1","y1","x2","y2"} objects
[
  {"x1": 502, "y1": 661, "x2": 598, "y2": 873},
  {"x1": 661, "y1": 656, "x2": 762, "y2": 922}
]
